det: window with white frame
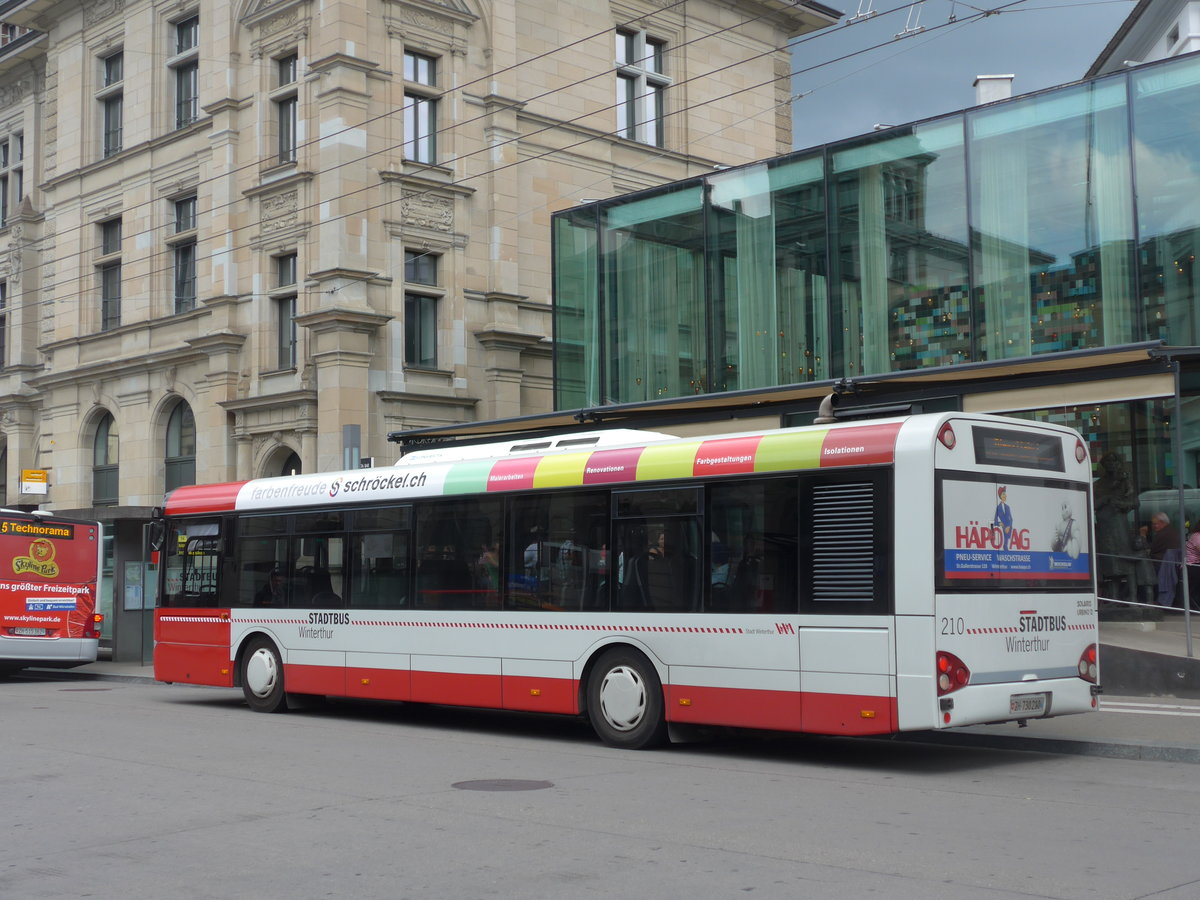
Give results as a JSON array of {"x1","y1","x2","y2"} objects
[
  {"x1": 273, "y1": 53, "x2": 299, "y2": 164},
  {"x1": 171, "y1": 195, "x2": 197, "y2": 313},
  {"x1": 98, "y1": 218, "x2": 122, "y2": 331},
  {"x1": 615, "y1": 29, "x2": 668, "y2": 147},
  {"x1": 98, "y1": 51, "x2": 124, "y2": 158},
  {"x1": 170, "y1": 14, "x2": 200, "y2": 129},
  {"x1": 403, "y1": 51, "x2": 438, "y2": 164},
  {"x1": 273, "y1": 253, "x2": 298, "y2": 369},
  {"x1": 403, "y1": 249, "x2": 440, "y2": 367},
  {"x1": 0, "y1": 134, "x2": 24, "y2": 227}
]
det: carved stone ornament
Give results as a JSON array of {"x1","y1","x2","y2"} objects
[
  {"x1": 85, "y1": 0, "x2": 126, "y2": 26},
  {"x1": 261, "y1": 189, "x2": 300, "y2": 233},
  {"x1": 0, "y1": 79, "x2": 32, "y2": 108},
  {"x1": 401, "y1": 192, "x2": 452, "y2": 232},
  {"x1": 396, "y1": 8, "x2": 454, "y2": 36}
]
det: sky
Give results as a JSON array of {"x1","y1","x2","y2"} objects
[{"x1": 789, "y1": 0, "x2": 1138, "y2": 149}]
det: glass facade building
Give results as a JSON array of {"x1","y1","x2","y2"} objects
[
  {"x1": 556, "y1": 53, "x2": 1200, "y2": 405},
  {"x1": 553, "y1": 52, "x2": 1200, "y2": 619}
]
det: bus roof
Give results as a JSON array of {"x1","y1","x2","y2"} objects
[{"x1": 163, "y1": 413, "x2": 1083, "y2": 517}]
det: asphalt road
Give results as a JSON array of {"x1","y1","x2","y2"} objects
[{"x1": 3, "y1": 672, "x2": 1199, "y2": 900}]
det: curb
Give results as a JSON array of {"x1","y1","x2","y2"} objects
[{"x1": 890, "y1": 729, "x2": 1200, "y2": 764}]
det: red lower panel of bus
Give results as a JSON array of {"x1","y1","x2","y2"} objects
[
  {"x1": 154, "y1": 639, "x2": 896, "y2": 735},
  {"x1": 665, "y1": 684, "x2": 895, "y2": 734},
  {"x1": 155, "y1": 642, "x2": 234, "y2": 687}
]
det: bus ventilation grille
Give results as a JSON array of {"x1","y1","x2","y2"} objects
[{"x1": 811, "y1": 482, "x2": 875, "y2": 602}]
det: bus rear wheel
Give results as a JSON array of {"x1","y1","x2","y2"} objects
[
  {"x1": 241, "y1": 637, "x2": 287, "y2": 713},
  {"x1": 586, "y1": 648, "x2": 667, "y2": 749}
]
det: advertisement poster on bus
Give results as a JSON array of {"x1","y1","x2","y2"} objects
[
  {"x1": 0, "y1": 516, "x2": 100, "y2": 639},
  {"x1": 937, "y1": 477, "x2": 1092, "y2": 587}
]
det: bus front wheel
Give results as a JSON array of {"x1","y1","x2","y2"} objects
[
  {"x1": 586, "y1": 648, "x2": 667, "y2": 749},
  {"x1": 241, "y1": 638, "x2": 287, "y2": 713}
]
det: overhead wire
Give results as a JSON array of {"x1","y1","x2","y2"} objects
[{"x1": 12, "y1": 0, "x2": 1030, "y2": 315}]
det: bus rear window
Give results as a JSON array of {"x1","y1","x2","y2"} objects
[{"x1": 972, "y1": 426, "x2": 1064, "y2": 472}]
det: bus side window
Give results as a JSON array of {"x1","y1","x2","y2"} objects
[{"x1": 709, "y1": 478, "x2": 798, "y2": 614}]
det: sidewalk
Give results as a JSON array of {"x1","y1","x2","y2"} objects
[{"x1": 42, "y1": 624, "x2": 1200, "y2": 764}]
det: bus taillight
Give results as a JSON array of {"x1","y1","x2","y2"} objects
[
  {"x1": 936, "y1": 651, "x2": 970, "y2": 695},
  {"x1": 1075, "y1": 439, "x2": 1087, "y2": 463},
  {"x1": 86, "y1": 613, "x2": 104, "y2": 640},
  {"x1": 938, "y1": 423, "x2": 956, "y2": 449},
  {"x1": 1077, "y1": 643, "x2": 1098, "y2": 683}
]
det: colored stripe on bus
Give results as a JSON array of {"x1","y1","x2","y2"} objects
[
  {"x1": 636, "y1": 441, "x2": 704, "y2": 482},
  {"x1": 165, "y1": 482, "x2": 248, "y2": 515},
  {"x1": 582, "y1": 446, "x2": 645, "y2": 484},
  {"x1": 533, "y1": 451, "x2": 593, "y2": 489},
  {"x1": 694, "y1": 435, "x2": 763, "y2": 477},
  {"x1": 819, "y1": 422, "x2": 902, "y2": 467}
]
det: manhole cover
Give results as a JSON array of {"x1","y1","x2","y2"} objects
[{"x1": 452, "y1": 779, "x2": 554, "y2": 792}]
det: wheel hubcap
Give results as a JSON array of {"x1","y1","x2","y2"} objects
[
  {"x1": 245, "y1": 648, "x2": 278, "y2": 698},
  {"x1": 599, "y1": 665, "x2": 646, "y2": 732}
]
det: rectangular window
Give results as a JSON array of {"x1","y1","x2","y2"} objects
[
  {"x1": 277, "y1": 95, "x2": 297, "y2": 163},
  {"x1": 174, "y1": 243, "x2": 196, "y2": 312},
  {"x1": 98, "y1": 218, "x2": 122, "y2": 331},
  {"x1": 0, "y1": 281, "x2": 6, "y2": 369},
  {"x1": 99, "y1": 52, "x2": 124, "y2": 158},
  {"x1": 277, "y1": 53, "x2": 298, "y2": 86},
  {"x1": 175, "y1": 15, "x2": 199, "y2": 54},
  {"x1": 175, "y1": 63, "x2": 199, "y2": 128},
  {"x1": 615, "y1": 29, "x2": 668, "y2": 147},
  {"x1": 404, "y1": 51, "x2": 436, "y2": 85},
  {"x1": 404, "y1": 249, "x2": 437, "y2": 285},
  {"x1": 276, "y1": 252, "x2": 297, "y2": 287},
  {"x1": 0, "y1": 175, "x2": 6, "y2": 226},
  {"x1": 171, "y1": 15, "x2": 200, "y2": 129},
  {"x1": 174, "y1": 195, "x2": 197, "y2": 232},
  {"x1": 276, "y1": 295, "x2": 297, "y2": 368},
  {"x1": 403, "y1": 51, "x2": 438, "y2": 164},
  {"x1": 272, "y1": 53, "x2": 299, "y2": 165},
  {"x1": 103, "y1": 96, "x2": 123, "y2": 157},
  {"x1": 404, "y1": 294, "x2": 438, "y2": 368},
  {"x1": 403, "y1": 95, "x2": 436, "y2": 164},
  {"x1": 172, "y1": 196, "x2": 197, "y2": 313},
  {"x1": 414, "y1": 497, "x2": 503, "y2": 610},
  {"x1": 100, "y1": 262, "x2": 121, "y2": 331},
  {"x1": 101, "y1": 218, "x2": 121, "y2": 255},
  {"x1": 273, "y1": 254, "x2": 298, "y2": 369}
]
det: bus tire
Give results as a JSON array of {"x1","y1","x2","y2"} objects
[
  {"x1": 241, "y1": 637, "x2": 287, "y2": 713},
  {"x1": 586, "y1": 648, "x2": 667, "y2": 749}
]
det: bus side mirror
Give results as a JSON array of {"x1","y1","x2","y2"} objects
[{"x1": 146, "y1": 520, "x2": 165, "y2": 553}]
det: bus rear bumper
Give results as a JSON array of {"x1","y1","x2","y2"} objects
[
  {"x1": 936, "y1": 677, "x2": 1097, "y2": 729},
  {"x1": 0, "y1": 636, "x2": 99, "y2": 669}
]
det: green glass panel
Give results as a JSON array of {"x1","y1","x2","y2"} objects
[
  {"x1": 831, "y1": 118, "x2": 970, "y2": 377},
  {"x1": 968, "y1": 77, "x2": 1135, "y2": 361},
  {"x1": 1132, "y1": 55, "x2": 1200, "y2": 345}
]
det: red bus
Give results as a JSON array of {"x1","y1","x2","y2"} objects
[
  {"x1": 0, "y1": 510, "x2": 104, "y2": 672},
  {"x1": 154, "y1": 413, "x2": 1099, "y2": 748}
]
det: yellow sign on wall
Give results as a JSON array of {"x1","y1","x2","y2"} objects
[{"x1": 20, "y1": 469, "x2": 49, "y2": 495}]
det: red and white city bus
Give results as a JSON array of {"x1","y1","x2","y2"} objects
[
  {"x1": 0, "y1": 510, "x2": 104, "y2": 672},
  {"x1": 154, "y1": 411, "x2": 1100, "y2": 748}
]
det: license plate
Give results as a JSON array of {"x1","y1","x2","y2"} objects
[
  {"x1": 1010, "y1": 692, "x2": 1047, "y2": 716},
  {"x1": 12, "y1": 627, "x2": 47, "y2": 636}
]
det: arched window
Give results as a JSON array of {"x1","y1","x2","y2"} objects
[
  {"x1": 279, "y1": 451, "x2": 301, "y2": 477},
  {"x1": 165, "y1": 401, "x2": 196, "y2": 492},
  {"x1": 93, "y1": 413, "x2": 119, "y2": 506}
]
